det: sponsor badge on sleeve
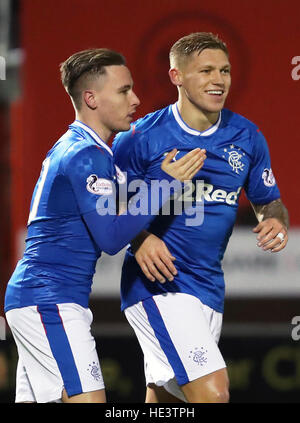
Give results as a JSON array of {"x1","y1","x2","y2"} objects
[{"x1": 86, "y1": 174, "x2": 114, "y2": 195}]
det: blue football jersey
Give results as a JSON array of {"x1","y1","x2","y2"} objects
[
  {"x1": 5, "y1": 121, "x2": 118, "y2": 311},
  {"x1": 5, "y1": 119, "x2": 176, "y2": 313},
  {"x1": 112, "y1": 103, "x2": 281, "y2": 313}
]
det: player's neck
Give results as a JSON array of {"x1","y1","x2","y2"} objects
[
  {"x1": 75, "y1": 111, "x2": 111, "y2": 143},
  {"x1": 177, "y1": 99, "x2": 220, "y2": 133}
]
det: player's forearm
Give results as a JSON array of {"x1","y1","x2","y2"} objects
[
  {"x1": 83, "y1": 209, "x2": 152, "y2": 255},
  {"x1": 131, "y1": 230, "x2": 151, "y2": 253},
  {"x1": 251, "y1": 198, "x2": 289, "y2": 229},
  {"x1": 83, "y1": 180, "x2": 182, "y2": 255}
]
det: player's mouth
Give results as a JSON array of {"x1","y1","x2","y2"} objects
[
  {"x1": 205, "y1": 90, "x2": 225, "y2": 96},
  {"x1": 127, "y1": 110, "x2": 137, "y2": 120}
]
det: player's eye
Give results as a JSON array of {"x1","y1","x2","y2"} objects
[{"x1": 118, "y1": 86, "x2": 132, "y2": 95}]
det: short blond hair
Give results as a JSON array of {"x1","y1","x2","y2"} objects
[{"x1": 169, "y1": 32, "x2": 229, "y2": 68}]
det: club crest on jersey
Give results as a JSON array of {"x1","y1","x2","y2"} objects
[
  {"x1": 262, "y1": 168, "x2": 276, "y2": 187},
  {"x1": 222, "y1": 144, "x2": 245, "y2": 174},
  {"x1": 86, "y1": 174, "x2": 113, "y2": 195}
]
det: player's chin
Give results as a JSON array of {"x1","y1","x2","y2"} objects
[
  {"x1": 114, "y1": 121, "x2": 132, "y2": 133},
  {"x1": 205, "y1": 94, "x2": 228, "y2": 111},
  {"x1": 205, "y1": 102, "x2": 225, "y2": 114}
]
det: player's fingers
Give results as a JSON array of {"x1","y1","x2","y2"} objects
[
  {"x1": 260, "y1": 237, "x2": 282, "y2": 251},
  {"x1": 253, "y1": 222, "x2": 263, "y2": 233},
  {"x1": 262, "y1": 233, "x2": 287, "y2": 252},
  {"x1": 271, "y1": 234, "x2": 288, "y2": 252},
  {"x1": 257, "y1": 227, "x2": 281, "y2": 247},
  {"x1": 159, "y1": 244, "x2": 177, "y2": 275},
  {"x1": 152, "y1": 258, "x2": 175, "y2": 281},
  {"x1": 178, "y1": 149, "x2": 205, "y2": 173},
  {"x1": 258, "y1": 228, "x2": 287, "y2": 250},
  {"x1": 255, "y1": 223, "x2": 275, "y2": 242},
  {"x1": 258, "y1": 223, "x2": 287, "y2": 246},
  {"x1": 156, "y1": 250, "x2": 177, "y2": 275},
  {"x1": 185, "y1": 156, "x2": 206, "y2": 179},
  {"x1": 144, "y1": 259, "x2": 167, "y2": 283},
  {"x1": 162, "y1": 252, "x2": 177, "y2": 275},
  {"x1": 175, "y1": 148, "x2": 202, "y2": 168},
  {"x1": 139, "y1": 261, "x2": 155, "y2": 282},
  {"x1": 174, "y1": 155, "x2": 203, "y2": 180},
  {"x1": 162, "y1": 149, "x2": 178, "y2": 165},
  {"x1": 176, "y1": 147, "x2": 201, "y2": 166},
  {"x1": 154, "y1": 239, "x2": 176, "y2": 261}
]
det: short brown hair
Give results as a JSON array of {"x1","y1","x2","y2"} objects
[
  {"x1": 169, "y1": 32, "x2": 229, "y2": 68},
  {"x1": 60, "y1": 48, "x2": 126, "y2": 109}
]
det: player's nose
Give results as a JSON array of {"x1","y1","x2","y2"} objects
[
  {"x1": 211, "y1": 70, "x2": 225, "y2": 85},
  {"x1": 131, "y1": 90, "x2": 140, "y2": 107}
]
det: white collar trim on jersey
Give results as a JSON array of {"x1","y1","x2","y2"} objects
[
  {"x1": 72, "y1": 120, "x2": 113, "y2": 156},
  {"x1": 171, "y1": 103, "x2": 221, "y2": 136}
]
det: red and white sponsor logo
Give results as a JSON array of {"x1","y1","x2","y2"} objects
[
  {"x1": 86, "y1": 174, "x2": 114, "y2": 195},
  {"x1": 262, "y1": 168, "x2": 276, "y2": 187}
]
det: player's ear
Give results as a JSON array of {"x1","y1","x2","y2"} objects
[
  {"x1": 169, "y1": 68, "x2": 183, "y2": 87},
  {"x1": 83, "y1": 90, "x2": 97, "y2": 110}
]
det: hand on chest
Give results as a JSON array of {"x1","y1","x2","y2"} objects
[{"x1": 148, "y1": 140, "x2": 250, "y2": 190}]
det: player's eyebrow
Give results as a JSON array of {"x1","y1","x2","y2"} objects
[
  {"x1": 221, "y1": 64, "x2": 231, "y2": 70},
  {"x1": 117, "y1": 84, "x2": 132, "y2": 92},
  {"x1": 200, "y1": 64, "x2": 231, "y2": 70}
]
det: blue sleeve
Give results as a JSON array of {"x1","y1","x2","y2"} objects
[
  {"x1": 83, "y1": 177, "x2": 181, "y2": 255},
  {"x1": 244, "y1": 129, "x2": 281, "y2": 205},
  {"x1": 65, "y1": 144, "x2": 181, "y2": 255},
  {"x1": 63, "y1": 145, "x2": 116, "y2": 215}
]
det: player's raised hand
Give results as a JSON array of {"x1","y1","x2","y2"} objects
[{"x1": 161, "y1": 148, "x2": 206, "y2": 182}]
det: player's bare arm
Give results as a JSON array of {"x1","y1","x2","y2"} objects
[{"x1": 251, "y1": 198, "x2": 289, "y2": 253}]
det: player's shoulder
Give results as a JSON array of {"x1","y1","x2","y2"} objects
[
  {"x1": 58, "y1": 126, "x2": 113, "y2": 171},
  {"x1": 222, "y1": 108, "x2": 260, "y2": 134},
  {"x1": 113, "y1": 105, "x2": 170, "y2": 148},
  {"x1": 222, "y1": 109, "x2": 268, "y2": 158},
  {"x1": 134, "y1": 105, "x2": 170, "y2": 131}
]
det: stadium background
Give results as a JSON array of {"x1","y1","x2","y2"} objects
[{"x1": 0, "y1": 0, "x2": 299, "y2": 402}]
